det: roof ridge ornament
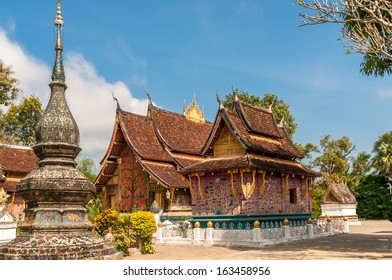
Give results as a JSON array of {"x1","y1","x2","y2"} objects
[
  {"x1": 268, "y1": 102, "x2": 274, "y2": 112},
  {"x1": 278, "y1": 116, "x2": 285, "y2": 127},
  {"x1": 111, "y1": 91, "x2": 121, "y2": 111},
  {"x1": 216, "y1": 90, "x2": 224, "y2": 110}
]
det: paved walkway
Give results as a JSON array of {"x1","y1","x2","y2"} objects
[{"x1": 125, "y1": 220, "x2": 392, "y2": 260}]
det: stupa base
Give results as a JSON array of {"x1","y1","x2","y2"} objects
[{"x1": 0, "y1": 231, "x2": 122, "y2": 260}]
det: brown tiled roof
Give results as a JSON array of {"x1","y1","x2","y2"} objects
[
  {"x1": 170, "y1": 152, "x2": 206, "y2": 168},
  {"x1": 236, "y1": 101, "x2": 282, "y2": 138},
  {"x1": 180, "y1": 153, "x2": 319, "y2": 177},
  {"x1": 0, "y1": 144, "x2": 38, "y2": 173},
  {"x1": 150, "y1": 106, "x2": 212, "y2": 155},
  {"x1": 120, "y1": 110, "x2": 173, "y2": 162},
  {"x1": 142, "y1": 160, "x2": 188, "y2": 188},
  {"x1": 222, "y1": 109, "x2": 301, "y2": 159}
]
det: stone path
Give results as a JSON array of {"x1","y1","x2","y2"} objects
[{"x1": 125, "y1": 220, "x2": 392, "y2": 260}]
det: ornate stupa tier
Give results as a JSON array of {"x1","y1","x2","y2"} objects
[{"x1": 33, "y1": 0, "x2": 80, "y2": 167}]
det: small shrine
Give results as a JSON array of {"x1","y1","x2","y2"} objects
[
  {"x1": 0, "y1": 0, "x2": 120, "y2": 259},
  {"x1": 0, "y1": 187, "x2": 17, "y2": 244},
  {"x1": 321, "y1": 182, "x2": 360, "y2": 225}
]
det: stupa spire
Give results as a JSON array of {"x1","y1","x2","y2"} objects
[{"x1": 52, "y1": 0, "x2": 65, "y2": 83}]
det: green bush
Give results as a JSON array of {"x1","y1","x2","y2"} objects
[
  {"x1": 93, "y1": 209, "x2": 122, "y2": 236},
  {"x1": 354, "y1": 174, "x2": 392, "y2": 220},
  {"x1": 312, "y1": 186, "x2": 325, "y2": 218},
  {"x1": 93, "y1": 209, "x2": 131, "y2": 256},
  {"x1": 130, "y1": 211, "x2": 157, "y2": 254}
]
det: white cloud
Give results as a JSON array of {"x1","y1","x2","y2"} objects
[
  {"x1": 0, "y1": 29, "x2": 148, "y2": 165},
  {"x1": 376, "y1": 89, "x2": 392, "y2": 99}
]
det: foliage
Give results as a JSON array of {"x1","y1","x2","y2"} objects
[
  {"x1": 354, "y1": 174, "x2": 392, "y2": 220},
  {"x1": 0, "y1": 60, "x2": 19, "y2": 106},
  {"x1": 312, "y1": 186, "x2": 325, "y2": 219},
  {"x1": 223, "y1": 90, "x2": 297, "y2": 138},
  {"x1": 112, "y1": 231, "x2": 131, "y2": 256},
  {"x1": 93, "y1": 209, "x2": 134, "y2": 256},
  {"x1": 0, "y1": 95, "x2": 43, "y2": 145},
  {"x1": 348, "y1": 151, "x2": 372, "y2": 190},
  {"x1": 77, "y1": 158, "x2": 97, "y2": 182},
  {"x1": 93, "y1": 209, "x2": 123, "y2": 237},
  {"x1": 313, "y1": 134, "x2": 355, "y2": 185},
  {"x1": 130, "y1": 211, "x2": 157, "y2": 254},
  {"x1": 86, "y1": 195, "x2": 102, "y2": 222},
  {"x1": 296, "y1": 0, "x2": 392, "y2": 77},
  {"x1": 296, "y1": 142, "x2": 320, "y2": 168},
  {"x1": 371, "y1": 131, "x2": 392, "y2": 177}
]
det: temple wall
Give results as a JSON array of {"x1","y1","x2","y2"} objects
[
  {"x1": 119, "y1": 146, "x2": 148, "y2": 211},
  {"x1": 191, "y1": 171, "x2": 312, "y2": 215}
]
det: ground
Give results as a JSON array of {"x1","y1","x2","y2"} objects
[{"x1": 125, "y1": 220, "x2": 392, "y2": 260}]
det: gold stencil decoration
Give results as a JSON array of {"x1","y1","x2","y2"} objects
[
  {"x1": 240, "y1": 169, "x2": 256, "y2": 198},
  {"x1": 227, "y1": 169, "x2": 238, "y2": 198},
  {"x1": 188, "y1": 175, "x2": 195, "y2": 200},
  {"x1": 196, "y1": 173, "x2": 204, "y2": 199},
  {"x1": 258, "y1": 170, "x2": 266, "y2": 197},
  {"x1": 282, "y1": 174, "x2": 289, "y2": 199},
  {"x1": 302, "y1": 177, "x2": 309, "y2": 197}
]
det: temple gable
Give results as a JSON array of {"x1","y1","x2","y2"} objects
[{"x1": 213, "y1": 126, "x2": 245, "y2": 157}]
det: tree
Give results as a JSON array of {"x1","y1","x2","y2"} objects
[
  {"x1": 354, "y1": 174, "x2": 392, "y2": 220},
  {"x1": 313, "y1": 134, "x2": 355, "y2": 185},
  {"x1": 0, "y1": 95, "x2": 43, "y2": 145},
  {"x1": 296, "y1": 0, "x2": 392, "y2": 76},
  {"x1": 348, "y1": 151, "x2": 372, "y2": 190},
  {"x1": 296, "y1": 142, "x2": 320, "y2": 168},
  {"x1": 0, "y1": 60, "x2": 19, "y2": 106},
  {"x1": 372, "y1": 131, "x2": 392, "y2": 178},
  {"x1": 77, "y1": 158, "x2": 97, "y2": 182},
  {"x1": 223, "y1": 90, "x2": 298, "y2": 138}
]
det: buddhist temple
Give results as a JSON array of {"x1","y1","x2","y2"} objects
[
  {"x1": 95, "y1": 93, "x2": 212, "y2": 214},
  {"x1": 0, "y1": 144, "x2": 38, "y2": 220},
  {"x1": 96, "y1": 90, "x2": 319, "y2": 224}
]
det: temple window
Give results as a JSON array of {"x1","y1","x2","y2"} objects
[{"x1": 289, "y1": 188, "x2": 297, "y2": 204}]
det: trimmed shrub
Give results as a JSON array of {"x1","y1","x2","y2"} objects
[{"x1": 130, "y1": 211, "x2": 157, "y2": 254}]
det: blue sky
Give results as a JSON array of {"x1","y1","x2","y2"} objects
[{"x1": 1, "y1": 0, "x2": 391, "y2": 168}]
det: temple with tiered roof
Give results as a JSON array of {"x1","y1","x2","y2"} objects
[{"x1": 95, "y1": 91, "x2": 319, "y2": 222}]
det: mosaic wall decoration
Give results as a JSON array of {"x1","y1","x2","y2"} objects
[{"x1": 191, "y1": 171, "x2": 312, "y2": 215}]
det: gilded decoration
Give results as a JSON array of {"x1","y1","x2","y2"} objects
[
  {"x1": 258, "y1": 170, "x2": 266, "y2": 197},
  {"x1": 282, "y1": 174, "x2": 289, "y2": 199},
  {"x1": 184, "y1": 97, "x2": 205, "y2": 123},
  {"x1": 214, "y1": 126, "x2": 245, "y2": 157},
  {"x1": 302, "y1": 177, "x2": 309, "y2": 197},
  {"x1": 227, "y1": 169, "x2": 238, "y2": 198},
  {"x1": 240, "y1": 168, "x2": 256, "y2": 199},
  {"x1": 188, "y1": 173, "x2": 204, "y2": 199}
]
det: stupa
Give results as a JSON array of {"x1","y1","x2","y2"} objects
[{"x1": 0, "y1": 0, "x2": 120, "y2": 259}]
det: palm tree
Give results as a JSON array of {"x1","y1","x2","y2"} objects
[
  {"x1": 349, "y1": 152, "x2": 372, "y2": 190},
  {"x1": 372, "y1": 131, "x2": 392, "y2": 179}
]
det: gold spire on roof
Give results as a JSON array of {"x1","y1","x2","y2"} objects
[{"x1": 184, "y1": 94, "x2": 205, "y2": 123}]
